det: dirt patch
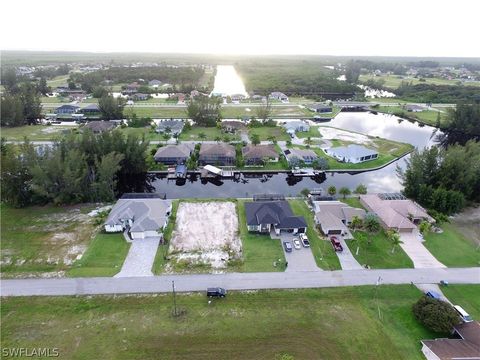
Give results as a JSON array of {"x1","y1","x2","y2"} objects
[
  {"x1": 167, "y1": 202, "x2": 242, "y2": 271},
  {"x1": 318, "y1": 127, "x2": 373, "y2": 146},
  {"x1": 451, "y1": 206, "x2": 480, "y2": 246}
]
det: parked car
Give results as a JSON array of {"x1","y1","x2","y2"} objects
[
  {"x1": 293, "y1": 238, "x2": 301, "y2": 250},
  {"x1": 283, "y1": 241, "x2": 293, "y2": 252},
  {"x1": 207, "y1": 287, "x2": 227, "y2": 298},
  {"x1": 425, "y1": 291, "x2": 441, "y2": 300},
  {"x1": 453, "y1": 305, "x2": 473, "y2": 322},
  {"x1": 330, "y1": 236, "x2": 343, "y2": 252},
  {"x1": 299, "y1": 234, "x2": 310, "y2": 247}
]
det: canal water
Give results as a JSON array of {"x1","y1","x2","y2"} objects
[
  {"x1": 211, "y1": 65, "x2": 249, "y2": 98},
  {"x1": 151, "y1": 112, "x2": 438, "y2": 199}
]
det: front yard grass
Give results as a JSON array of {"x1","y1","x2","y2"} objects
[
  {"x1": 248, "y1": 125, "x2": 290, "y2": 141},
  {"x1": 0, "y1": 285, "x2": 439, "y2": 359},
  {"x1": 152, "y1": 200, "x2": 179, "y2": 274},
  {"x1": 340, "y1": 196, "x2": 366, "y2": 210},
  {"x1": 68, "y1": 233, "x2": 130, "y2": 277},
  {"x1": 179, "y1": 126, "x2": 239, "y2": 141},
  {"x1": 441, "y1": 285, "x2": 480, "y2": 319},
  {"x1": 423, "y1": 223, "x2": 480, "y2": 267},
  {"x1": 288, "y1": 199, "x2": 341, "y2": 270},
  {"x1": 346, "y1": 230, "x2": 414, "y2": 269}
]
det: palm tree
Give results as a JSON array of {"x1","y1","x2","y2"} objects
[
  {"x1": 267, "y1": 135, "x2": 277, "y2": 144},
  {"x1": 364, "y1": 214, "x2": 380, "y2": 233},
  {"x1": 328, "y1": 186, "x2": 337, "y2": 196},
  {"x1": 339, "y1": 187, "x2": 351, "y2": 199},
  {"x1": 387, "y1": 230, "x2": 402, "y2": 254},
  {"x1": 162, "y1": 133, "x2": 170, "y2": 144},
  {"x1": 251, "y1": 133, "x2": 260, "y2": 146},
  {"x1": 304, "y1": 136, "x2": 313, "y2": 146},
  {"x1": 214, "y1": 136, "x2": 221, "y2": 143},
  {"x1": 198, "y1": 132, "x2": 206, "y2": 143},
  {"x1": 351, "y1": 216, "x2": 363, "y2": 232}
]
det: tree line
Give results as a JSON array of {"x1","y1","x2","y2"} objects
[{"x1": 0, "y1": 130, "x2": 150, "y2": 207}]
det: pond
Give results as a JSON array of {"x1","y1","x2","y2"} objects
[
  {"x1": 211, "y1": 65, "x2": 248, "y2": 98},
  {"x1": 150, "y1": 112, "x2": 439, "y2": 199}
]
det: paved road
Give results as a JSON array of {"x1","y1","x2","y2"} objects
[{"x1": 1, "y1": 268, "x2": 479, "y2": 297}]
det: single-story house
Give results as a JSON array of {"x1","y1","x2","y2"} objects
[
  {"x1": 283, "y1": 148, "x2": 318, "y2": 165},
  {"x1": 245, "y1": 200, "x2": 307, "y2": 235},
  {"x1": 149, "y1": 79, "x2": 162, "y2": 87},
  {"x1": 242, "y1": 145, "x2": 279, "y2": 165},
  {"x1": 154, "y1": 143, "x2": 194, "y2": 165},
  {"x1": 269, "y1": 92, "x2": 289, "y2": 103},
  {"x1": 104, "y1": 193, "x2": 172, "y2": 240},
  {"x1": 231, "y1": 94, "x2": 246, "y2": 103},
  {"x1": 307, "y1": 103, "x2": 333, "y2": 113},
  {"x1": 324, "y1": 144, "x2": 379, "y2": 163},
  {"x1": 421, "y1": 321, "x2": 480, "y2": 360},
  {"x1": 404, "y1": 104, "x2": 425, "y2": 112},
  {"x1": 55, "y1": 104, "x2": 80, "y2": 114},
  {"x1": 221, "y1": 120, "x2": 247, "y2": 133},
  {"x1": 80, "y1": 104, "x2": 101, "y2": 113},
  {"x1": 126, "y1": 82, "x2": 140, "y2": 91},
  {"x1": 84, "y1": 121, "x2": 117, "y2": 133},
  {"x1": 283, "y1": 120, "x2": 310, "y2": 137},
  {"x1": 360, "y1": 194, "x2": 434, "y2": 233},
  {"x1": 313, "y1": 201, "x2": 366, "y2": 239},
  {"x1": 155, "y1": 120, "x2": 184, "y2": 135},
  {"x1": 198, "y1": 143, "x2": 236, "y2": 166},
  {"x1": 132, "y1": 93, "x2": 149, "y2": 101}
]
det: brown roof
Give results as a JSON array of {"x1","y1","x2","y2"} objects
[
  {"x1": 422, "y1": 321, "x2": 480, "y2": 360},
  {"x1": 84, "y1": 121, "x2": 116, "y2": 132},
  {"x1": 199, "y1": 143, "x2": 236, "y2": 157},
  {"x1": 242, "y1": 145, "x2": 278, "y2": 159},
  {"x1": 221, "y1": 121, "x2": 247, "y2": 130}
]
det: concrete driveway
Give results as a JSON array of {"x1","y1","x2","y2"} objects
[
  {"x1": 415, "y1": 283, "x2": 452, "y2": 304},
  {"x1": 274, "y1": 233, "x2": 319, "y2": 272},
  {"x1": 399, "y1": 232, "x2": 446, "y2": 269},
  {"x1": 335, "y1": 237, "x2": 364, "y2": 270},
  {"x1": 115, "y1": 237, "x2": 160, "y2": 277}
]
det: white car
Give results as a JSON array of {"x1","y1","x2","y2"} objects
[{"x1": 293, "y1": 238, "x2": 301, "y2": 250}]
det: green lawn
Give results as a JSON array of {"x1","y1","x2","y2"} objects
[
  {"x1": 40, "y1": 96, "x2": 69, "y2": 103},
  {"x1": 0, "y1": 204, "x2": 96, "y2": 276},
  {"x1": 340, "y1": 196, "x2": 366, "y2": 210},
  {"x1": 248, "y1": 126, "x2": 290, "y2": 141},
  {"x1": 179, "y1": 126, "x2": 239, "y2": 141},
  {"x1": 296, "y1": 126, "x2": 321, "y2": 138},
  {"x1": 360, "y1": 74, "x2": 480, "y2": 89},
  {"x1": 442, "y1": 285, "x2": 480, "y2": 319},
  {"x1": 1, "y1": 125, "x2": 78, "y2": 141},
  {"x1": 152, "y1": 200, "x2": 179, "y2": 274},
  {"x1": 346, "y1": 230, "x2": 414, "y2": 269},
  {"x1": 125, "y1": 106, "x2": 188, "y2": 118},
  {"x1": 46, "y1": 75, "x2": 69, "y2": 88},
  {"x1": 68, "y1": 233, "x2": 130, "y2": 277},
  {"x1": 288, "y1": 199, "x2": 341, "y2": 270},
  {"x1": 376, "y1": 105, "x2": 447, "y2": 126},
  {"x1": 423, "y1": 223, "x2": 480, "y2": 267},
  {"x1": 0, "y1": 285, "x2": 441, "y2": 359}
]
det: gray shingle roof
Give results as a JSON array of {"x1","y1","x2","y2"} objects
[
  {"x1": 154, "y1": 144, "x2": 194, "y2": 160},
  {"x1": 199, "y1": 143, "x2": 236, "y2": 158},
  {"x1": 245, "y1": 201, "x2": 307, "y2": 229},
  {"x1": 242, "y1": 145, "x2": 278, "y2": 159}
]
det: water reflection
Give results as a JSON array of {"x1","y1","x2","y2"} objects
[{"x1": 211, "y1": 65, "x2": 248, "y2": 97}]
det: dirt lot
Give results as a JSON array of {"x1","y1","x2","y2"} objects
[{"x1": 167, "y1": 202, "x2": 242, "y2": 271}]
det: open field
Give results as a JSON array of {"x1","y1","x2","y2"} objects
[
  {"x1": 360, "y1": 74, "x2": 480, "y2": 89},
  {"x1": 288, "y1": 200, "x2": 341, "y2": 270},
  {"x1": 0, "y1": 204, "x2": 96, "y2": 278},
  {"x1": 46, "y1": 75, "x2": 69, "y2": 88},
  {"x1": 376, "y1": 105, "x2": 447, "y2": 126},
  {"x1": 423, "y1": 222, "x2": 480, "y2": 267},
  {"x1": 179, "y1": 126, "x2": 240, "y2": 141},
  {"x1": 68, "y1": 233, "x2": 130, "y2": 277},
  {"x1": 0, "y1": 285, "x2": 444, "y2": 359},
  {"x1": 346, "y1": 230, "x2": 414, "y2": 269},
  {"x1": 248, "y1": 125, "x2": 290, "y2": 141},
  {"x1": 1, "y1": 125, "x2": 78, "y2": 141}
]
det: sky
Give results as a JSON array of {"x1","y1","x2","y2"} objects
[{"x1": 1, "y1": 0, "x2": 479, "y2": 57}]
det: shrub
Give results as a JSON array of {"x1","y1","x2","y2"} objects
[{"x1": 412, "y1": 296, "x2": 461, "y2": 334}]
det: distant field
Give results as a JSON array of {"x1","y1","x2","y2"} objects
[
  {"x1": 1, "y1": 125, "x2": 78, "y2": 141},
  {"x1": 376, "y1": 105, "x2": 447, "y2": 126},
  {"x1": 360, "y1": 74, "x2": 480, "y2": 89},
  {"x1": 0, "y1": 285, "x2": 444, "y2": 359},
  {"x1": 46, "y1": 75, "x2": 69, "y2": 87},
  {"x1": 178, "y1": 126, "x2": 240, "y2": 141}
]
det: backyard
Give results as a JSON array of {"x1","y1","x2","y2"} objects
[
  {"x1": 179, "y1": 126, "x2": 240, "y2": 141},
  {"x1": 0, "y1": 285, "x2": 448, "y2": 360}
]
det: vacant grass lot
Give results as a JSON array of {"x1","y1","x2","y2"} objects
[
  {"x1": 288, "y1": 199, "x2": 341, "y2": 270},
  {"x1": 179, "y1": 126, "x2": 240, "y2": 141},
  {"x1": 0, "y1": 285, "x2": 441, "y2": 360},
  {"x1": 68, "y1": 233, "x2": 130, "y2": 277},
  {"x1": 376, "y1": 105, "x2": 447, "y2": 126},
  {"x1": 346, "y1": 230, "x2": 414, "y2": 269},
  {"x1": 127, "y1": 106, "x2": 187, "y2": 118},
  {"x1": 442, "y1": 285, "x2": 480, "y2": 319},
  {"x1": 423, "y1": 223, "x2": 480, "y2": 267},
  {"x1": 248, "y1": 125, "x2": 290, "y2": 141},
  {"x1": 1, "y1": 125, "x2": 78, "y2": 141},
  {"x1": 0, "y1": 204, "x2": 96, "y2": 277}
]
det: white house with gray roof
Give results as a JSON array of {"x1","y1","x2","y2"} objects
[
  {"x1": 104, "y1": 194, "x2": 172, "y2": 240},
  {"x1": 324, "y1": 144, "x2": 379, "y2": 163},
  {"x1": 282, "y1": 120, "x2": 310, "y2": 137}
]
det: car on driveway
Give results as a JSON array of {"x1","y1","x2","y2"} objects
[
  {"x1": 425, "y1": 291, "x2": 441, "y2": 300},
  {"x1": 293, "y1": 238, "x2": 301, "y2": 250},
  {"x1": 330, "y1": 236, "x2": 343, "y2": 252},
  {"x1": 283, "y1": 241, "x2": 293, "y2": 252},
  {"x1": 299, "y1": 234, "x2": 310, "y2": 247}
]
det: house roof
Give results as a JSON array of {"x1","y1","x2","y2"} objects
[
  {"x1": 308, "y1": 103, "x2": 332, "y2": 111},
  {"x1": 81, "y1": 104, "x2": 100, "y2": 111},
  {"x1": 56, "y1": 104, "x2": 80, "y2": 111},
  {"x1": 405, "y1": 104, "x2": 425, "y2": 111},
  {"x1": 149, "y1": 79, "x2": 162, "y2": 85},
  {"x1": 199, "y1": 143, "x2": 236, "y2": 158},
  {"x1": 84, "y1": 121, "x2": 116, "y2": 132},
  {"x1": 245, "y1": 201, "x2": 307, "y2": 229},
  {"x1": 242, "y1": 145, "x2": 278, "y2": 159},
  {"x1": 105, "y1": 197, "x2": 172, "y2": 233},
  {"x1": 283, "y1": 120, "x2": 309, "y2": 131},
  {"x1": 154, "y1": 144, "x2": 194, "y2": 159},
  {"x1": 221, "y1": 120, "x2": 247, "y2": 130},
  {"x1": 156, "y1": 120, "x2": 185, "y2": 131},
  {"x1": 326, "y1": 144, "x2": 378, "y2": 159},
  {"x1": 313, "y1": 201, "x2": 366, "y2": 230},
  {"x1": 421, "y1": 321, "x2": 480, "y2": 360},
  {"x1": 284, "y1": 148, "x2": 318, "y2": 161}
]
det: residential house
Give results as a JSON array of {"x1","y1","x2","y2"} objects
[
  {"x1": 242, "y1": 145, "x2": 279, "y2": 165},
  {"x1": 198, "y1": 143, "x2": 236, "y2": 166},
  {"x1": 125, "y1": 82, "x2": 140, "y2": 93},
  {"x1": 245, "y1": 200, "x2": 307, "y2": 235},
  {"x1": 231, "y1": 94, "x2": 246, "y2": 103},
  {"x1": 80, "y1": 104, "x2": 101, "y2": 114},
  {"x1": 404, "y1": 104, "x2": 425, "y2": 112},
  {"x1": 283, "y1": 120, "x2": 310, "y2": 137},
  {"x1": 307, "y1": 103, "x2": 333, "y2": 113},
  {"x1": 55, "y1": 104, "x2": 80, "y2": 115},
  {"x1": 421, "y1": 321, "x2": 480, "y2": 360},
  {"x1": 155, "y1": 120, "x2": 185, "y2": 135},
  {"x1": 360, "y1": 193, "x2": 434, "y2": 233},
  {"x1": 104, "y1": 193, "x2": 172, "y2": 240},
  {"x1": 269, "y1": 92, "x2": 289, "y2": 103},
  {"x1": 132, "y1": 93, "x2": 149, "y2": 101},
  {"x1": 84, "y1": 121, "x2": 116, "y2": 134},
  {"x1": 283, "y1": 148, "x2": 318, "y2": 166},
  {"x1": 154, "y1": 143, "x2": 194, "y2": 165},
  {"x1": 313, "y1": 201, "x2": 366, "y2": 239},
  {"x1": 221, "y1": 120, "x2": 247, "y2": 133},
  {"x1": 324, "y1": 144, "x2": 379, "y2": 163},
  {"x1": 149, "y1": 79, "x2": 162, "y2": 88}
]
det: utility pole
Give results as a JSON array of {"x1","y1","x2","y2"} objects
[{"x1": 172, "y1": 280, "x2": 177, "y2": 317}]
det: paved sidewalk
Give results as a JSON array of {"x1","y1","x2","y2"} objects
[
  {"x1": 399, "y1": 233, "x2": 446, "y2": 269},
  {"x1": 115, "y1": 237, "x2": 160, "y2": 277}
]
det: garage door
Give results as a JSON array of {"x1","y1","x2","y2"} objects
[{"x1": 328, "y1": 230, "x2": 342, "y2": 235}]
